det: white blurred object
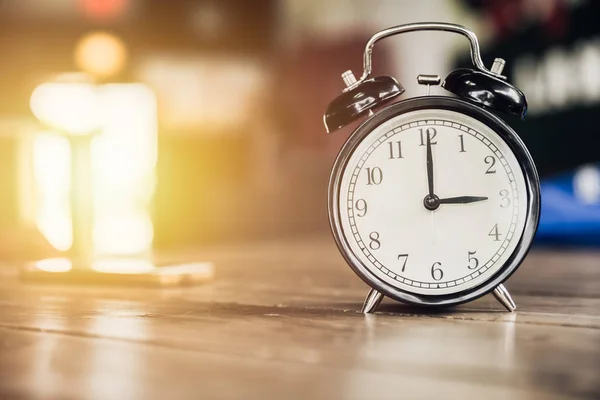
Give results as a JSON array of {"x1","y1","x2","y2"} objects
[
  {"x1": 139, "y1": 56, "x2": 265, "y2": 131},
  {"x1": 30, "y1": 76, "x2": 101, "y2": 135},
  {"x1": 513, "y1": 37, "x2": 600, "y2": 116},
  {"x1": 91, "y1": 84, "x2": 157, "y2": 257},
  {"x1": 574, "y1": 165, "x2": 600, "y2": 204},
  {"x1": 32, "y1": 133, "x2": 73, "y2": 251},
  {"x1": 28, "y1": 81, "x2": 157, "y2": 260}
]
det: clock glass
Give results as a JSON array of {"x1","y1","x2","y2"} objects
[{"x1": 337, "y1": 108, "x2": 528, "y2": 296}]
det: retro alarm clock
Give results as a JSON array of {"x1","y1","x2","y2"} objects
[{"x1": 324, "y1": 23, "x2": 540, "y2": 313}]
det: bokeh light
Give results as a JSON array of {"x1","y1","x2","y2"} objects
[{"x1": 74, "y1": 31, "x2": 127, "y2": 79}]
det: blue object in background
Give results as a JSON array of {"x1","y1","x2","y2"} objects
[{"x1": 537, "y1": 164, "x2": 600, "y2": 246}]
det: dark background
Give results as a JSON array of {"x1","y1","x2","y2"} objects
[{"x1": 459, "y1": 0, "x2": 600, "y2": 176}]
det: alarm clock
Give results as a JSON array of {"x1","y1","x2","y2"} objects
[{"x1": 324, "y1": 22, "x2": 540, "y2": 313}]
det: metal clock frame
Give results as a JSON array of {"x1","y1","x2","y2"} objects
[{"x1": 328, "y1": 96, "x2": 541, "y2": 312}]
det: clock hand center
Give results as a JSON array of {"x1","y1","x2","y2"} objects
[{"x1": 423, "y1": 194, "x2": 440, "y2": 211}]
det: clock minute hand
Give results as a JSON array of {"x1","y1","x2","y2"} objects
[
  {"x1": 426, "y1": 131, "x2": 434, "y2": 196},
  {"x1": 438, "y1": 196, "x2": 489, "y2": 204}
]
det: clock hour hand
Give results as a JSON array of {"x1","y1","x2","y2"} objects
[{"x1": 438, "y1": 196, "x2": 489, "y2": 204}]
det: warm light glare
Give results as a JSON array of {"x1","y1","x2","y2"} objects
[
  {"x1": 33, "y1": 133, "x2": 73, "y2": 252},
  {"x1": 30, "y1": 81, "x2": 101, "y2": 135},
  {"x1": 30, "y1": 83, "x2": 157, "y2": 261},
  {"x1": 93, "y1": 213, "x2": 154, "y2": 255},
  {"x1": 75, "y1": 32, "x2": 127, "y2": 78},
  {"x1": 34, "y1": 258, "x2": 73, "y2": 273},
  {"x1": 91, "y1": 84, "x2": 157, "y2": 257},
  {"x1": 91, "y1": 259, "x2": 155, "y2": 274}
]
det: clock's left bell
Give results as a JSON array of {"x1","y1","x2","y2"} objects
[{"x1": 323, "y1": 74, "x2": 404, "y2": 133}]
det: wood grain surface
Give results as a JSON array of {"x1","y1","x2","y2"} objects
[{"x1": 0, "y1": 237, "x2": 598, "y2": 399}]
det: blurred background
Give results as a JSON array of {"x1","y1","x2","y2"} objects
[{"x1": 0, "y1": 0, "x2": 599, "y2": 266}]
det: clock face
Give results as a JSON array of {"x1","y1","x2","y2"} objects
[{"x1": 336, "y1": 108, "x2": 529, "y2": 296}]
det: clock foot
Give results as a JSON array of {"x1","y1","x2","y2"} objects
[
  {"x1": 493, "y1": 284, "x2": 516, "y2": 312},
  {"x1": 361, "y1": 288, "x2": 385, "y2": 314}
]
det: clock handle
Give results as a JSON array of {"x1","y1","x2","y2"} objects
[{"x1": 343, "y1": 22, "x2": 502, "y2": 94}]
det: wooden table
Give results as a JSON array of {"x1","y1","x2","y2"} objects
[{"x1": 0, "y1": 237, "x2": 599, "y2": 399}]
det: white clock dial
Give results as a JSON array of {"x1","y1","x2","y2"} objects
[{"x1": 338, "y1": 109, "x2": 528, "y2": 295}]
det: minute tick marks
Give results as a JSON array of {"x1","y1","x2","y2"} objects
[{"x1": 341, "y1": 110, "x2": 527, "y2": 295}]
